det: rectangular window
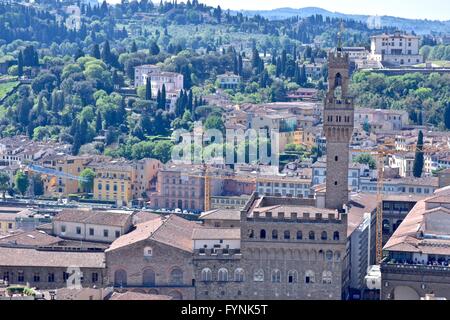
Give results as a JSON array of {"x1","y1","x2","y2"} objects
[
  {"x1": 48, "y1": 273, "x2": 55, "y2": 283},
  {"x1": 18, "y1": 271, "x2": 24, "y2": 282},
  {"x1": 89, "y1": 228, "x2": 94, "y2": 236},
  {"x1": 76, "y1": 227, "x2": 81, "y2": 235},
  {"x1": 92, "y1": 273, "x2": 99, "y2": 283},
  {"x1": 61, "y1": 225, "x2": 66, "y2": 233},
  {"x1": 33, "y1": 273, "x2": 40, "y2": 282},
  {"x1": 115, "y1": 231, "x2": 120, "y2": 238},
  {"x1": 103, "y1": 230, "x2": 109, "y2": 238}
]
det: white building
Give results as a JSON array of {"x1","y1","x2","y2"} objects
[
  {"x1": 217, "y1": 72, "x2": 241, "y2": 90},
  {"x1": 355, "y1": 108, "x2": 409, "y2": 132},
  {"x1": 147, "y1": 71, "x2": 184, "y2": 99},
  {"x1": 369, "y1": 32, "x2": 423, "y2": 67},
  {"x1": 343, "y1": 47, "x2": 369, "y2": 62},
  {"x1": 134, "y1": 64, "x2": 161, "y2": 87},
  {"x1": 311, "y1": 158, "x2": 370, "y2": 191},
  {"x1": 256, "y1": 175, "x2": 312, "y2": 198},
  {"x1": 52, "y1": 209, "x2": 134, "y2": 244},
  {"x1": 304, "y1": 63, "x2": 324, "y2": 80},
  {"x1": 64, "y1": 5, "x2": 81, "y2": 31}
]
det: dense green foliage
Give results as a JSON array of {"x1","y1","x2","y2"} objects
[
  {"x1": 0, "y1": 0, "x2": 448, "y2": 166},
  {"x1": 351, "y1": 71, "x2": 450, "y2": 129}
]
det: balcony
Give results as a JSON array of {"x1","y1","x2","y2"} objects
[
  {"x1": 382, "y1": 260, "x2": 450, "y2": 275},
  {"x1": 194, "y1": 248, "x2": 242, "y2": 259}
]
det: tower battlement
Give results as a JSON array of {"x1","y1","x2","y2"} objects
[{"x1": 328, "y1": 50, "x2": 350, "y2": 67}]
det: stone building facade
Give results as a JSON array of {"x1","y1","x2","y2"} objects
[
  {"x1": 0, "y1": 247, "x2": 106, "y2": 290},
  {"x1": 323, "y1": 46, "x2": 354, "y2": 210},
  {"x1": 105, "y1": 215, "x2": 197, "y2": 300},
  {"x1": 238, "y1": 196, "x2": 348, "y2": 300},
  {"x1": 381, "y1": 187, "x2": 450, "y2": 300}
]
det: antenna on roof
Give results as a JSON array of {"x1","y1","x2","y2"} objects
[{"x1": 337, "y1": 21, "x2": 345, "y2": 51}]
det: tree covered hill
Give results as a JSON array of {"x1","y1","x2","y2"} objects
[{"x1": 237, "y1": 7, "x2": 450, "y2": 35}]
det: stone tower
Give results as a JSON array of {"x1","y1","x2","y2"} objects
[{"x1": 323, "y1": 44, "x2": 354, "y2": 210}]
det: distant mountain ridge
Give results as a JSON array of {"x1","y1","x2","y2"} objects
[{"x1": 236, "y1": 7, "x2": 450, "y2": 35}]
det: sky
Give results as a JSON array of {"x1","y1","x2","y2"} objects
[
  {"x1": 107, "y1": 0, "x2": 450, "y2": 21},
  {"x1": 199, "y1": 0, "x2": 450, "y2": 20}
]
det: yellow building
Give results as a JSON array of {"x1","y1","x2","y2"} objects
[
  {"x1": 0, "y1": 213, "x2": 16, "y2": 234},
  {"x1": 40, "y1": 155, "x2": 93, "y2": 196},
  {"x1": 90, "y1": 158, "x2": 162, "y2": 206},
  {"x1": 91, "y1": 160, "x2": 135, "y2": 206},
  {"x1": 279, "y1": 130, "x2": 303, "y2": 152}
]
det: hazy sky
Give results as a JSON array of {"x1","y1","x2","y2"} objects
[
  {"x1": 104, "y1": 0, "x2": 450, "y2": 21},
  {"x1": 198, "y1": 0, "x2": 450, "y2": 20}
]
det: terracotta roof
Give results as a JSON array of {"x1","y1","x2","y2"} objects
[
  {"x1": 54, "y1": 209, "x2": 132, "y2": 227},
  {"x1": 192, "y1": 228, "x2": 240, "y2": 240},
  {"x1": 347, "y1": 193, "x2": 378, "y2": 236},
  {"x1": 107, "y1": 215, "x2": 197, "y2": 253},
  {"x1": 0, "y1": 213, "x2": 17, "y2": 221},
  {"x1": 199, "y1": 209, "x2": 241, "y2": 221},
  {"x1": 133, "y1": 211, "x2": 161, "y2": 225},
  {"x1": 384, "y1": 187, "x2": 450, "y2": 255},
  {"x1": 109, "y1": 292, "x2": 172, "y2": 301},
  {"x1": 0, "y1": 230, "x2": 61, "y2": 247},
  {"x1": 0, "y1": 247, "x2": 105, "y2": 268}
]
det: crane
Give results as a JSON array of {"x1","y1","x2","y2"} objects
[
  {"x1": 351, "y1": 143, "x2": 446, "y2": 264},
  {"x1": 24, "y1": 164, "x2": 89, "y2": 192}
]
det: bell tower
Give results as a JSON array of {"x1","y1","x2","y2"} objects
[{"x1": 323, "y1": 33, "x2": 354, "y2": 210}]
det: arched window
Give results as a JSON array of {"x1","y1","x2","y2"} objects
[
  {"x1": 309, "y1": 231, "x2": 315, "y2": 240},
  {"x1": 260, "y1": 229, "x2": 266, "y2": 239},
  {"x1": 201, "y1": 268, "x2": 212, "y2": 282},
  {"x1": 287, "y1": 270, "x2": 298, "y2": 284},
  {"x1": 321, "y1": 231, "x2": 328, "y2": 240},
  {"x1": 271, "y1": 269, "x2": 281, "y2": 283},
  {"x1": 170, "y1": 268, "x2": 183, "y2": 285},
  {"x1": 322, "y1": 271, "x2": 332, "y2": 284},
  {"x1": 114, "y1": 269, "x2": 127, "y2": 287},
  {"x1": 168, "y1": 290, "x2": 183, "y2": 300},
  {"x1": 335, "y1": 251, "x2": 342, "y2": 261},
  {"x1": 142, "y1": 268, "x2": 156, "y2": 287},
  {"x1": 326, "y1": 250, "x2": 333, "y2": 261},
  {"x1": 253, "y1": 269, "x2": 264, "y2": 282},
  {"x1": 248, "y1": 229, "x2": 255, "y2": 239},
  {"x1": 272, "y1": 230, "x2": 278, "y2": 240},
  {"x1": 218, "y1": 268, "x2": 228, "y2": 282},
  {"x1": 297, "y1": 231, "x2": 303, "y2": 240},
  {"x1": 334, "y1": 73, "x2": 342, "y2": 88},
  {"x1": 234, "y1": 268, "x2": 244, "y2": 282},
  {"x1": 305, "y1": 270, "x2": 315, "y2": 284},
  {"x1": 382, "y1": 220, "x2": 390, "y2": 233},
  {"x1": 284, "y1": 230, "x2": 290, "y2": 240},
  {"x1": 333, "y1": 231, "x2": 340, "y2": 241},
  {"x1": 144, "y1": 246, "x2": 153, "y2": 257}
]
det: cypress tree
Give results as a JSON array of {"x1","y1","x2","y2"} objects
[
  {"x1": 156, "y1": 89, "x2": 162, "y2": 109},
  {"x1": 413, "y1": 130, "x2": 424, "y2": 178},
  {"x1": 145, "y1": 77, "x2": 152, "y2": 100},
  {"x1": 161, "y1": 84, "x2": 166, "y2": 108},
  {"x1": 92, "y1": 44, "x2": 101, "y2": 59},
  {"x1": 18, "y1": 51, "x2": 23, "y2": 77},
  {"x1": 131, "y1": 41, "x2": 138, "y2": 53},
  {"x1": 96, "y1": 112, "x2": 103, "y2": 133},
  {"x1": 444, "y1": 102, "x2": 450, "y2": 130},
  {"x1": 101, "y1": 40, "x2": 111, "y2": 64}
]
